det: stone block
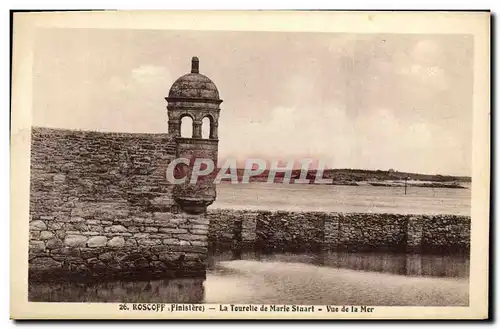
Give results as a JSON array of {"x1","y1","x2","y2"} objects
[
  {"x1": 153, "y1": 222, "x2": 179, "y2": 228},
  {"x1": 124, "y1": 238, "x2": 138, "y2": 247},
  {"x1": 39, "y1": 231, "x2": 54, "y2": 240},
  {"x1": 48, "y1": 222, "x2": 63, "y2": 230},
  {"x1": 64, "y1": 235, "x2": 88, "y2": 247},
  {"x1": 45, "y1": 238, "x2": 64, "y2": 249},
  {"x1": 30, "y1": 220, "x2": 47, "y2": 231},
  {"x1": 190, "y1": 240, "x2": 208, "y2": 247},
  {"x1": 188, "y1": 217, "x2": 210, "y2": 225},
  {"x1": 106, "y1": 225, "x2": 128, "y2": 233},
  {"x1": 30, "y1": 240, "x2": 46, "y2": 252},
  {"x1": 73, "y1": 222, "x2": 89, "y2": 231},
  {"x1": 30, "y1": 231, "x2": 40, "y2": 240},
  {"x1": 99, "y1": 252, "x2": 113, "y2": 262},
  {"x1": 138, "y1": 239, "x2": 161, "y2": 246},
  {"x1": 87, "y1": 236, "x2": 108, "y2": 247},
  {"x1": 159, "y1": 228, "x2": 188, "y2": 234},
  {"x1": 190, "y1": 229, "x2": 208, "y2": 235},
  {"x1": 178, "y1": 234, "x2": 207, "y2": 241},
  {"x1": 127, "y1": 226, "x2": 140, "y2": 233},
  {"x1": 115, "y1": 232, "x2": 133, "y2": 237},
  {"x1": 190, "y1": 224, "x2": 208, "y2": 230},
  {"x1": 131, "y1": 217, "x2": 146, "y2": 224},
  {"x1": 153, "y1": 212, "x2": 173, "y2": 221},
  {"x1": 107, "y1": 236, "x2": 125, "y2": 248},
  {"x1": 55, "y1": 230, "x2": 66, "y2": 239},
  {"x1": 84, "y1": 231, "x2": 100, "y2": 236},
  {"x1": 65, "y1": 230, "x2": 82, "y2": 235},
  {"x1": 163, "y1": 238, "x2": 180, "y2": 245}
]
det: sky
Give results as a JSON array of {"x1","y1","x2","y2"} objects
[{"x1": 32, "y1": 28, "x2": 473, "y2": 176}]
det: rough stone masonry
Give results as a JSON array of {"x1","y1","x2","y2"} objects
[
  {"x1": 29, "y1": 127, "x2": 209, "y2": 282},
  {"x1": 207, "y1": 209, "x2": 471, "y2": 254}
]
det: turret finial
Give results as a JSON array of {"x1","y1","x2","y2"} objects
[{"x1": 191, "y1": 56, "x2": 199, "y2": 73}]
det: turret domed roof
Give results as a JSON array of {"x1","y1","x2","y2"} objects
[{"x1": 167, "y1": 57, "x2": 220, "y2": 100}]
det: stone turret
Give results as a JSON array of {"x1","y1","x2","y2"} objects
[{"x1": 166, "y1": 57, "x2": 222, "y2": 214}]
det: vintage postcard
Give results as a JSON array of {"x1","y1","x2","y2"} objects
[{"x1": 10, "y1": 10, "x2": 490, "y2": 319}]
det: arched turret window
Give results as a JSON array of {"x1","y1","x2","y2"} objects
[
  {"x1": 201, "y1": 117, "x2": 211, "y2": 139},
  {"x1": 180, "y1": 116, "x2": 193, "y2": 138}
]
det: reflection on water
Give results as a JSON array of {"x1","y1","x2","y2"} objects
[
  {"x1": 29, "y1": 278, "x2": 205, "y2": 303},
  {"x1": 208, "y1": 250, "x2": 470, "y2": 278},
  {"x1": 205, "y1": 260, "x2": 468, "y2": 306},
  {"x1": 29, "y1": 251, "x2": 469, "y2": 305}
]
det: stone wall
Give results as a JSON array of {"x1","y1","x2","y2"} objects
[
  {"x1": 207, "y1": 209, "x2": 240, "y2": 251},
  {"x1": 29, "y1": 212, "x2": 210, "y2": 282},
  {"x1": 30, "y1": 127, "x2": 177, "y2": 211},
  {"x1": 207, "y1": 209, "x2": 470, "y2": 254},
  {"x1": 254, "y1": 211, "x2": 325, "y2": 253},
  {"x1": 29, "y1": 127, "x2": 210, "y2": 282},
  {"x1": 337, "y1": 213, "x2": 407, "y2": 252},
  {"x1": 421, "y1": 215, "x2": 471, "y2": 253}
]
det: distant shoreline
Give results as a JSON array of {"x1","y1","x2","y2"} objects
[
  {"x1": 362, "y1": 181, "x2": 467, "y2": 189},
  {"x1": 217, "y1": 168, "x2": 471, "y2": 188},
  {"x1": 223, "y1": 180, "x2": 469, "y2": 189}
]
